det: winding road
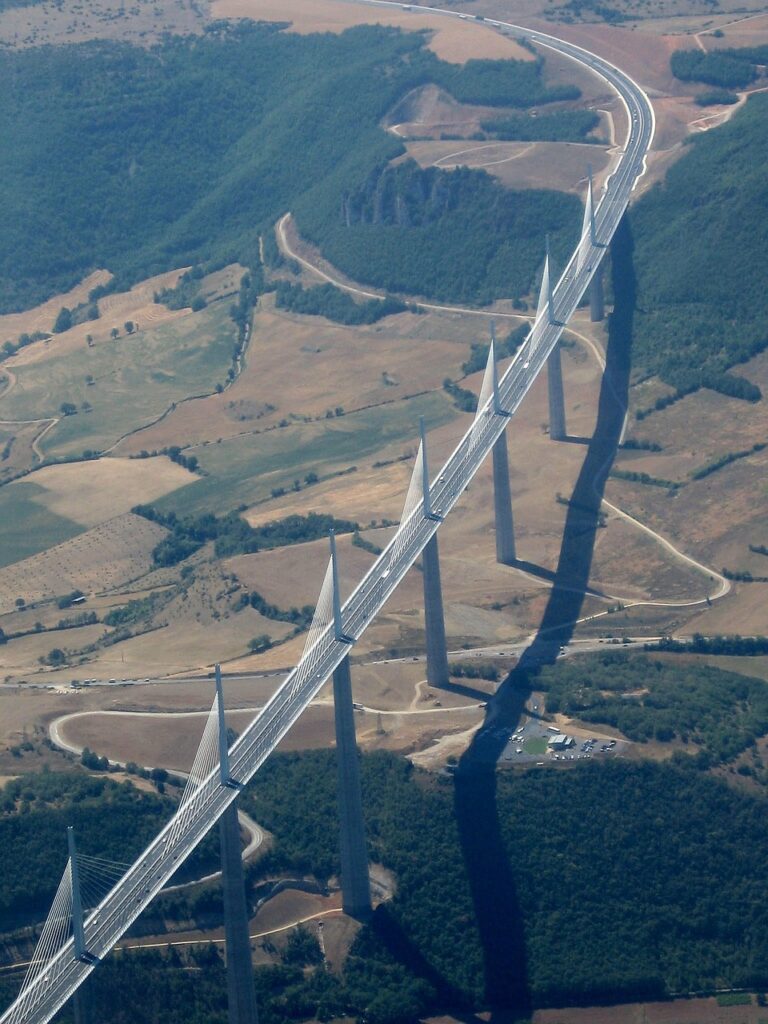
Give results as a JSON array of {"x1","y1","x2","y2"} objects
[{"x1": 1, "y1": 8, "x2": 659, "y2": 1024}]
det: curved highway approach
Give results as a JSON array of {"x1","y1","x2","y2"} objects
[{"x1": 1, "y1": 11, "x2": 655, "y2": 1024}]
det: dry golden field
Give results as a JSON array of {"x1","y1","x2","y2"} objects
[
  {"x1": 0, "y1": 513, "x2": 167, "y2": 613},
  {"x1": 209, "y1": 0, "x2": 536, "y2": 63}
]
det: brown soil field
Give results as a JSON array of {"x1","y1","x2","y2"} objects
[
  {"x1": 114, "y1": 299, "x2": 471, "y2": 454},
  {"x1": 535, "y1": 994, "x2": 768, "y2": 1024},
  {"x1": 0, "y1": 512, "x2": 167, "y2": 613},
  {"x1": 57, "y1": 685, "x2": 485, "y2": 769},
  {"x1": 528, "y1": 20, "x2": 691, "y2": 96},
  {"x1": 209, "y1": 0, "x2": 535, "y2": 63},
  {"x1": 17, "y1": 456, "x2": 194, "y2": 528},
  {"x1": 0, "y1": 271, "x2": 111, "y2": 344},
  {"x1": 119, "y1": 890, "x2": 346, "y2": 961},
  {"x1": 697, "y1": 11, "x2": 768, "y2": 49},
  {"x1": 685, "y1": 582, "x2": 768, "y2": 637},
  {"x1": 386, "y1": 84, "x2": 515, "y2": 139},
  {"x1": 69, "y1": 599, "x2": 295, "y2": 682},
  {"x1": 0, "y1": 623, "x2": 108, "y2": 673},
  {"x1": 406, "y1": 139, "x2": 613, "y2": 193},
  {"x1": 611, "y1": 353, "x2": 768, "y2": 602},
  {"x1": 218, "y1": 325, "x2": 710, "y2": 681}
]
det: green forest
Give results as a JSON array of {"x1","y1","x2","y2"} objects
[
  {"x1": 247, "y1": 750, "x2": 768, "y2": 1009},
  {"x1": 631, "y1": 92, "x2": 768, "y2": 394},
  {"x1": 0, "y1": 22, "x2": 581, "y2": 315},
  {"x1": 307, "y1": 160, "x2": 579, "y2": 305},
  {"x1": 6, "y1": 744, "x2": 768, "y2": 1019},
  {"x1": 536, "y1": 650, "x2": 768, "y2": 763},
  {"x1": 274, "y1": 282, "x2": 406, "y2": 325},
  {"x1": 671, "y1": 45, "x2": 768, "y2": 88},
  {"x1": 0, "y1": 773, "x2": 175, "y2": 931},
  {"x1": 133, "y1": 506, "x2": 358, "y2": 566},
  {"x1": 481, "y1": 108, "x2": 600, "y2": 142}
]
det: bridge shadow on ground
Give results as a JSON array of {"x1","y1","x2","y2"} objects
[{"x1": 453, "y1": 215, "x2": 637, "y2": 1020}]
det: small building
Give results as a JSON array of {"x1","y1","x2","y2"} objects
[{"x1": 548, "y1": 733, "x2": 575, "y2": 751}]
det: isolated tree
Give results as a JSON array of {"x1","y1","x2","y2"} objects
[
  {"x1": 110, "y1": 327, "x2": 119, "y2": 340},
  {"x1": 124, "y1": 321, "x2": 135, "y2": 334},
  {"x1": 53, "y1": 307, "x2": 73, "y2": 333},
  {"x1": 59, "y1": 402, "x2": 77, "y2": 416},
  {"x1": 248, "y1": 634, "x2": 272, "y2": 654},
  {"x1": 85, "y1": 334, "x2": 94, "y2": 347}
]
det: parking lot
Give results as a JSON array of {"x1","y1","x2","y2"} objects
[{"x1": 493, "y1": 708, "x2": 627, "y2": 766}]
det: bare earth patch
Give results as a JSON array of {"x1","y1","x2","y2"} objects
[{"x1": 406, "y1": 139, "x2": 612, "y2": 193}]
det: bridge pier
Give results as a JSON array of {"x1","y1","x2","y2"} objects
[
  {"x1": 547, "y1": 342, "x2": 567, "y2": 442},
  {"x1": 492, "y1": 430, "x2": 516, "y2": 564},
  {"x1": 590, "y1": 262, "x2": 605, "y2": 322},
  {"x1": 220, "y1": 801, "x2": 259, "y2": 1024},
  {"x1": 332, "y1": 654, "x2": 371, "y2": 918},
  {"x1": 422, "y1": 534, "x2": 449, "y2": 688}
]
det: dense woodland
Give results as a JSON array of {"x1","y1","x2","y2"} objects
[
  {"x1": 247, "y1": 749, "x2": 768, "y2": 1008},
  {"x1": 0, "y1": 23, "x2": 581, "y2": 315},
  {"x1": 0, "y1": 773, "x2": 176, "y2": 932},
  {"x1": 537, "y1": 650, "x2": 768, "y2": 763},
  {"x1": 480, "y1": 109, "x2": 600, "y2": 142},
  {"x1": 308, "y1": 160, "x2": 579, "y2": 305},
  {"x1": 274, "y1": 282, "x2": 406, "y2": 325},
  {"x1": 631, "y1": 92, "x2": 768, "y2": 394},
  {"x1": 7, "y1": 723, "x2": 768, "y2": 1018},
  {"x1": 671, "y1": 46, "x2": 768, "y2": 88},
  {"x1": 133, "y1": 506, "x2": 358, "y2": 566}
]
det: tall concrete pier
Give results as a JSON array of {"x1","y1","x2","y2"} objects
[
  {"x1": 332, "y1": 654, "x2": 371, "y2": 918},
  {"x1": 492, "y1": 430, "x2": 516, "y2": 564},
  {"x1": 547, "y1": 342, "x2": 567, "y2": 441},
  {"x1": 590, "y1": 264, "x2": 605, "y2": 322},
  {"x1": 423, "y1": 534, "x2": 449, "y2": 688},
  {"x1": 219, "y1": 801, "x2": 259, "y2": 1024}
]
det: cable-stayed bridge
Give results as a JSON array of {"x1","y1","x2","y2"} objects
[{"x1": 1, "y1": 11, "x2": 654, "y2": 1023}]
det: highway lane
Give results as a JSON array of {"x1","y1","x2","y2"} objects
[{"x1": 1, "y1": 13, "x2": 655, "y2": 1024}]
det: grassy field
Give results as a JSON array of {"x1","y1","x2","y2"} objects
[
  {"x1": 0, "y1": 481, "x2": 82, "y2": 567},
  {"x1": 0, "y1": 301, "x2": 237, "y2": 459},
  {"x1": 154, "y1": 389, "x2": 458, "y2": 517},
  {"x1": 17, "y1": 457, "x2": 194, "y2": 528},
  {"x1": 115, "y1": 302, "x2": 474, "y2": 455}
]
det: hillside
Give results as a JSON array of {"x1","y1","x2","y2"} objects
[
  {"x1": 631, "y1": 92, "x2": 768, "y2": 396},
  {"x1": 0, "y1": 22, "x2": 582, "y2": 316}
]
